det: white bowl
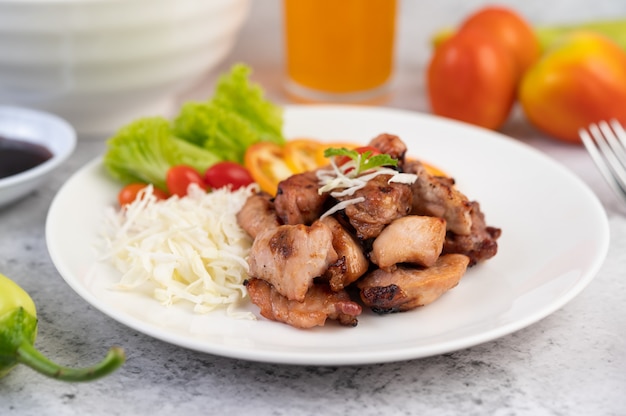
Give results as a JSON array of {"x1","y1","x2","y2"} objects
[
  {"x1": 0, "y1": 106, "x2": 76, "y2": 208},
  {"x1": 0, "y1": 0, "x2": 251, "y2": 137}
]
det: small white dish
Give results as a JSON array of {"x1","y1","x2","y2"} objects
[
  {"x1": 46, "y1": 105, "x2": 609, "y2": 365},
  {"x1": 0, "y1": 105, "x2": 76, "y2": 208}
]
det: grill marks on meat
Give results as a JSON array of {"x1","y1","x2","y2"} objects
[
  {"x1": 358, "y1": 254, "x2": 470, "y2": 313},
  {"x1": 247, "y1": 221, "x2": 338, "y2": 302},
  {"x1": 403, "y1": 160, "x2": 500, "y2": 265},
  {"x1": 236, "y1": 192, "x2": 280, "y2": 239},
  {"x1": 236, "y1": 133, "x2": 500, "y2": 329},
  {"x1": 338, "y1": 131, "x2": 413, "y2": 240},
  {"x1": 443, "y1": 201, "x2": 501, "y2": 266},
  {"x1": 320, "y1": 216, "x2": 369, "y2": 291},
  {"x1": 370, "y1": 215, "x2": 446, "y2": 271},
  {"x1": 405, "y1": 159, "x2": 473, "y2": 236},
  {"x1": 339, "y1": 174, "x2": 412, "y2": 239},
  {"x1": 246, "y1": 278, "x2": 362, "y2": 328},
  {"x1": 368, "y1": 133, "x2": 407, "y2": 166},
  {"x1": 274, "y1": 170, "x2": 328, "y2": 225}
]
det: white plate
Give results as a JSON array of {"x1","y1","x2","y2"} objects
[{"x1": 45, "y1": 105, "x2": 609, "y2": 365}]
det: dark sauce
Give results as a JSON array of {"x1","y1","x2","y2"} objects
[{"x1": 0, "y1": 136, "x2": 53, "y2": 179}]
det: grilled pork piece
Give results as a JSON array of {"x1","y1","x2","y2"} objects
[
  {"x1": 247, "y1": 221, "x2": 338, "y2": 302},
  {"x1": 404, "y1": 160, "x2": 473, "y2": 236},
  {"x1": 443, "y1": 201, "x2": 501, "y2": 266},
  {"x1": 236, "y1": 192, "x2": 281, "y2": 239},
  {"x1": 358, "y1": 254, "x2": 470, "y2": 313},
  {"x1": 368, "y1": 133, "x2": 407, "y2": 165},
  {"x1": 241, "y1": 133, "x2": 500, "y2": 330},
  {"x1": 274, "y1": 170, "x2": 329, "y2": 225},
  {"x1": 320, "y1": 216, "x2": 369, "y2": 291},
  {"x1": 338, "y1": 174, "x2": 413, "y2": 240},
  {"x1": 370, "y1": 215, "x2": 446, "y2": 271},
  {"x1": 246, "y1": 278, "x2": 362, "y2": 328}
]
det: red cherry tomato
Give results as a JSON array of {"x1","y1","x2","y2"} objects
[
  {"x1": 335, "y1": 146, "x2": 381, "y2": 167},
  {"x1": 118, "y1": 183, "x2": 168, "y2": 206},
  {"x1": 166, "y1": 165, "x2": 207, "y2": 197},
  {"x1": 204, "y1": 161, "x2": 254, "y2": 190}
]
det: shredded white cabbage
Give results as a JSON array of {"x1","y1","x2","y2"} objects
[
  {"x1": 100, "y1": 183, "x2": 258, "y2": 319},
  {"x1": 317, "y1": 156, "x2": 418, "y2": 218}
]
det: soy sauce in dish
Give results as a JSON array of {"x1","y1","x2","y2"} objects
[{"x1": 0, "y1": 136, "x2": 53, "y2": 179}]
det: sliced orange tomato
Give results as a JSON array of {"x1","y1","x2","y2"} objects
[
  {"x1": 314, "y1": 141, "x2": 358, "y2": 166},
  {"x1": 284, "y1": 139, "x2": 360, "y2": 170},
  {"x1": 283, "y1": 138, "x2": 322, "y2": 173},
  {"x1": 244, "y1": 141, "x2": 294, "y2": 195},
  {"x1": 334, "y1": 145, "x2": 381, "y2": 168},
  {"x1": 422, "y1": 162, "x2": 448, "y2": 177},
  {"x1": 404, "y1": 156, "x2": 448, "y2": 177},
  {"x1": 245, "y1": 139, "x2": 448, "y2": 195}
]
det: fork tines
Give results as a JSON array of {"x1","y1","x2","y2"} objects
[{"x1": 580, "y1": 119, "x2": 626, "y2": 203}]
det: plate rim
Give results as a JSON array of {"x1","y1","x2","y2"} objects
[{"x1": 45, "y1": 104, "x2": 610, "y2": 365}]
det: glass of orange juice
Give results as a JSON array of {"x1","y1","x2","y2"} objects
[{"x1": 283, "y1": 0, "x2": 397, "y2": 103}]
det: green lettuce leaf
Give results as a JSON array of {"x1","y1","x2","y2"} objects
[
  {"x1": 102, "y1": 63, "x2": 284, "y2": 190},
  {"x1": 103, "y1": 117, "x2": 220, "y2": 190},
  {"x1": 173, "y1": 101, "x2": 258, "y2": 163},
  {"x1": 173, "y1": 63, "x2": 285, "y2": 163}
]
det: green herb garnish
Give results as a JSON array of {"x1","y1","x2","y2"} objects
[
  {"x1": 324, "y1": 147, "x2": 398, "y2": 175},
  {"x1": 103, "y1": 63, "x2": 285, "y2": 189}
]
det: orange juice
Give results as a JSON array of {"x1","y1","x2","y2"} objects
[{"x1": 283, "y1": 0, "x2": 397, "y2": 101}]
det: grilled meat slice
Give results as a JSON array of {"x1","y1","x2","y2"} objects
[
  {"x1": 443, "y1": 201, "x2": 501, "y2": 266},
  {"x1": 247, "y1": 221, "x2": 338, "y2": 302},
  {"x1": 358, "y1": 254, "x2": 470, "y2": 313},
  {"x1": 274, "y1": 170, "x2": 329, "y2": 225},
  {"x1": 368, "y1": 133, "x2": 407, "y2": 166},
  {"x1": 246, "y1": 278, "x2": 362, "y2": 329},
  {"x1": 320, "y1": 216, "x2": 369, "y2": 291},
  {"x1": 236, "y1": 192, "x2": 281, "y2": 239},
  {"x1": 338, "y1": 174, "x2": 413, "y2": 240},
  {"x1": 370, "y1": 215, "x2": 446, "y2": 271},
  {"x1": 404, "y1": 159, "x2": 473, "y2": 236}
]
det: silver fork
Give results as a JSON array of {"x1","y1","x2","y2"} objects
[{"x1": 579, "y1": 119, "x2": 626, "y2": 204}]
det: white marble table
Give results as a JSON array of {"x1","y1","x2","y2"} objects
[{"x1": 2, "y1": 1, "x2": 625, "y2": 415}]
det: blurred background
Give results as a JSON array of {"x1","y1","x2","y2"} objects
[
  {"x1": 2, "y1": 0, "x2": 624, "y2": 139},
  {"x1": 189, "y1": 0, "x2": 626, "y2": 112}
]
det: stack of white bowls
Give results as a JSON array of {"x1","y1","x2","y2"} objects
[{"x1": 0, "y1": 0, "x2": 251, "y2": 137}]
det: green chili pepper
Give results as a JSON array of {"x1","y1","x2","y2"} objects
[{"x1": 0, "y1": 273, "x2": 125, "y2": 382}]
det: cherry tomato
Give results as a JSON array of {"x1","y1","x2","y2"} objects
[
  {"x1": 335, "y1": 145, "x2": 382, "y2": 167},
  {"x1": 244, "y1": 142, "x2": 293, "y2": 195},
  {"x1": 117, "y1": 183, "x2": 168, "y2": 206},
  {"x1": 204, "y1": 161, "x2": 254, "y2": 190},
  {"x1": 427, "y1": 30, "x2": 517, "y2": 130},
  {"x1": 457, "y1": 6, "x2": 540, "y2": 80},
  {"x1": 166, "y1": 165, "x2": 207, "y2": 197},
  {"x1": 283, "y1": 138, "x2": 323, "y2": 173}
]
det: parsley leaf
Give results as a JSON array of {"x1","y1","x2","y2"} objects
[{"x1": 323, "y1": 147, "x2": 398, "y2": 175}]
